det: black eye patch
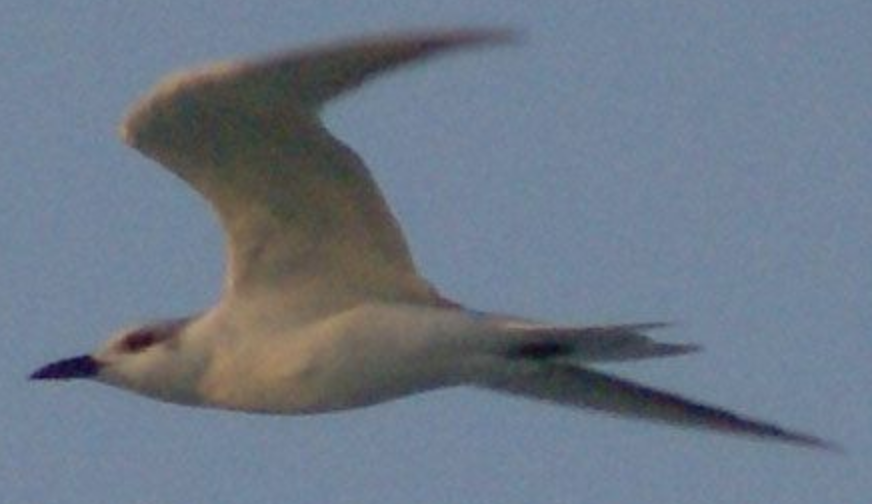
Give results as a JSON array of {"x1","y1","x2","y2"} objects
[{"x1": 121, "y1": 330, "x2": 159, "y2": 353}]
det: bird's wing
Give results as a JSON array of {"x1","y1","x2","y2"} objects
[
  {"x1": 120, "y1": 30, "x2": 511, "y2": 317},
  {"x1": 480, "y1": 362, "x2": 833, "y2": 449}
]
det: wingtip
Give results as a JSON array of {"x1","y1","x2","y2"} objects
[
  {"x1": 363, "y1": 26, "x2": 523, "y2": 56},
  {"x1": 780, "y1": 432, "x2": 844, "y2": 453},
  {"x1": 705, "y1": 409, "x2": 840, "y2": 453},
  {"x1": 444, "y1": 26, "x2": 524, "y2": 46},
  {"x1": 364, "y1": 26, "x2": 523, "y2": 57}
]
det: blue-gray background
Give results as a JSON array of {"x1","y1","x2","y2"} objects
[{"x1": 2, "y1": 1, "x2": 869, "y2": 503}]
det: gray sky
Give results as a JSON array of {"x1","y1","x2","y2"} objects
[{"x1": 3, "y1": 1, "x2": 869, "y2": 503}]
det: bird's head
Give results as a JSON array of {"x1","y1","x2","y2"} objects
[{"x1": 30, "y1": 318, "x2": 205, "y2": 405}]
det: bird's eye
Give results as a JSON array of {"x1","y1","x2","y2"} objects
[{"x1": 121, "y1": 330, "x2": 158, "y2": 353}]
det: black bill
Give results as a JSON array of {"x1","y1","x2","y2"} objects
[{"x1": 30, "y1": 355, "x2": 100, "y2": 380}]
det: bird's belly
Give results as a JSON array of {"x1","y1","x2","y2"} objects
[
  {"x1": 199, "y1": 303, "x2": 478, "y2": 415},
  {"x1": 288, "y1": 354, "x2": 455, "y2": 414},
  {"x1": 207, "y1": 340, "x2": 460, "y2": 415}
]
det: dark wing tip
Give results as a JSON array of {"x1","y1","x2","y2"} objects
[
  {"x1": 421, "y1": 26, "x2": 522, "y2": 47},
  {"x1": 336, "y1": 26, "x2": 521, "y2": 50},
  {"x1": 778, "y1": 431, "x2": 844, "y2": 453}
]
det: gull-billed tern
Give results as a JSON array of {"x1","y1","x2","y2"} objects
[{"x1": 31, "y1": 29, "x2": 831, "y2": 449}]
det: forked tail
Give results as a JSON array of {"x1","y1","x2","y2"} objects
[{"x1": 499, "y1": 322, "x2": 697, "y2": 363}]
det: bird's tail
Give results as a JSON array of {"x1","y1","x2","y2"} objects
[
  {"x1": 491, "y1": 321, "x2": 697, "y2": 363},
  {"x1": 477, "y1": 362, "x2": 834, "y2": 449}
]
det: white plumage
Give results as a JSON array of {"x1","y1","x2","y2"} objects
[{"x1": 32, "y1": 29, "x2": 830, "y2": 450}]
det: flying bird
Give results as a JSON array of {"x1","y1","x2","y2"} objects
[{"x1": 31, "y1": 29, "x2": 830, "y2": 449}]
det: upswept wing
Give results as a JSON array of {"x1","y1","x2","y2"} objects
[{"x1": 120, "y1": 30, "x2": 511, "y2": 315}]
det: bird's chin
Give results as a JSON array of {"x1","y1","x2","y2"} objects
[{"x1": 30, "y1": 355, "x2": 101, "y2": 380}]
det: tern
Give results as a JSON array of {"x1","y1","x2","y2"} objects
[{"x1": 32, "y1": 29, "x2": 830, "y2": 449}]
